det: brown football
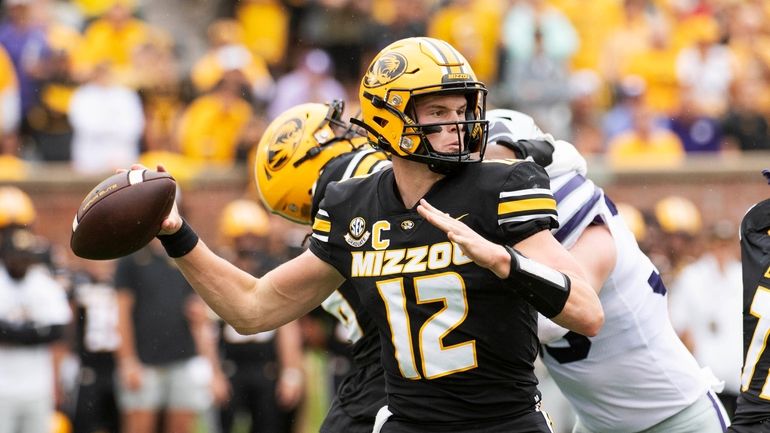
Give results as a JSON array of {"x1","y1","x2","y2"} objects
[{"x1": 71, "y1": 169, "x2": 176, "y2": 260}]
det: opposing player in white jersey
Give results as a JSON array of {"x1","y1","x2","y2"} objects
[{"x1": 486, "y1": 109, "x2": 730, "y2": 433}]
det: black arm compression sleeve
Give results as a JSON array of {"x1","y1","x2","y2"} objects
[{"x1": 503, "y1": 246, "x2": 571, "y2": 318}]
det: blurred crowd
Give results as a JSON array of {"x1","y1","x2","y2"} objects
[{"x1": 0, "y1": 0, "x2": 766, "y2": 182}]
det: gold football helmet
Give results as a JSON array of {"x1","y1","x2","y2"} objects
[
  {"x1": 654, "y1": 196, "x2": 702, "y2": 236},
  {"x1": 255, "y1": 100, "x2": 367, "y2": 224},
  {"x1": 353, "y1": 37, "x2": 488, "y2": 174},
  {"x1": 219, "y1": 199, "x2": 270, "y2": 240},
  {"x1": 0, "y1": 186, "x2": 36, "y2": 228}
]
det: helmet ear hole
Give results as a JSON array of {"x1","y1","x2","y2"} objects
[{"x1": 374, "y1": 116, "x2": 388, "y2": 127}]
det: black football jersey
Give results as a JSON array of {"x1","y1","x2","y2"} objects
[
  {"x1": 735, "y1": 198, "x2": 770, "y2": 425},
  {"x1": 312, "y1": 148, "x2": 391, "y2": 367},
  {"x1": 309, "y1": 159, "x2": 558, "y2": 425}
]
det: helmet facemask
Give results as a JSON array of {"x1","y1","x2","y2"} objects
[
  {"x1": 292, "y1": 100, "x2": 366, "y2": 168},
  {"x1": 401, "y1": 87, "x2": 489, "y2": 175}
]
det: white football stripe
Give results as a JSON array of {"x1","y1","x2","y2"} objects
[{"x1": 128, "y1": 169, "x2": 145, "y2": 185}]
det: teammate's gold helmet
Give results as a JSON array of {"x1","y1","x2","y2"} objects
[
  {"x1": 219, "y1": 199, "x2": 270, "y2": 240},
  {"x1": 654, "y1": 196, "x2": 702, "y2": 236},
  {"x1": 615, "y1": 202, "x2": 647, "y2": 242},
  {"x1": 0, "y1": 186, "x2": 36, "y2": 228},
  {"x1": 354, "y1": 37, "x2": 488, "y2": 174},
  {"x1": 255, "y1": 100, "x2": 367, "y2": 225}
]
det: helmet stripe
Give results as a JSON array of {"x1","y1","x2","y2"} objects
[
  {"x1": 436, "y1": 38, "x2": 465, "y2": 74},
  {"x1": 420, "y1": 38, "x2": 453, "y2": 76}
]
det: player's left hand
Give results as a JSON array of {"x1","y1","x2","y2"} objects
[
  {"x1": 417, "y1": 199, "x2": 509, "y2": 278},
  {"x1": 125, "y1": 163, "x2": 183, "y2": 235}
]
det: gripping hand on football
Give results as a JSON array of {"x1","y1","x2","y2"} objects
[
  {"x1": 123, "y1": 164, "x2": 183, "y2": 235},
  {"x1": 417, "y1": 199, "x2": 510, "y2": 278}
]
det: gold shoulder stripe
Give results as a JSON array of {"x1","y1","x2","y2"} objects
[
  {"x1": 498, "y1": 197, "x2": 556, "y2": 216},
  {"x1": 312, "y1": 218, "x2": 331, "y2": 233},
  {"x1": 353, "y1": 153, "x2": 387, "y2": 177}
]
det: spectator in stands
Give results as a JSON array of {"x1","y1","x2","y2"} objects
[
  {"x1": 368, "y1": 0, "x2": 427, "y2": 50},
  {"x1": 72, "y1": 0, "x2": 152, "y2": 87},
  {"x1": 602, "y1": 75, "x2": 666, "y2": 142},
  {"x1": 622, "y1": 22, "x2": 680, "y2": 116},
  {"x1": 176, "y1": 68, "x2": 254, "y2": 166},
  {"x1": 667, "y1": 88, "x2": 723, "y2": 154},
  {"x1": 0, "y1": 226, "x2": 71, "y2": 433},
  {"x1": 669, "y1": 220, "x2": 742, "y2": 419},
  {"x1": 266, "y1": 49, "x2": 345, "y2": 120},
  {"x1": 599, "y1": 0, "x2": 660, "y2": 87},
  {"x1": 675, "y1": 15, "x2": 734, "y2": 117},
  {"x1": 0, "y1": 0, "x2": 50, "y2": 127},
  {"x1": 68, "y1": 259, "x2": 121, "y2": 433},
  {"x1": 721, "y1": 80, "x2": 770, "y2": 152},
  {"x1": 553, "y1": 0, "x2": 623, "y2": 72},
  {"x1": 502, "y1": 24, "x2": 572, "y2": 138},
  {"x1": 0, "y1": 44, "x2": 20, "y2": 137},
  {"x1": 190, "y1": 19, "x2": 274, "y2": 110},
  {"x1": 115, "y1": 239, "x2": 229, "y2": 433},
  {"x1": 428, "y1": 0, "x2": 504, "y2": 85},
  {"x1": 235, "y1": 0, "x2": 290, "y2": 71},
  {"x1": 606, "y1": 95, "x2": 685, "y2": 168},
  {"x1": 501, "y1": 0, "x2": 578, "y2": 66},
  {"x1": 68, "y1": 61, "x2": 144, "y2": 175},
  {"x1": 566, "y1": 69, "x2": 604, "y2": 156},
  {"x1": 216, "y1": 199, "x2": 304, "y2": 433}
]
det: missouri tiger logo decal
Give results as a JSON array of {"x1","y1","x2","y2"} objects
[
  {"x1": 267, "y1": 118, "x2": 304, "y2": 171},
  {"x1": 363, "y1": 52, "x2": 407, "y2": 88}
]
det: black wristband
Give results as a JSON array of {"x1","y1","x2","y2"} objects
[
  {"x1": 157, "y1": 220, "x2": 199, "y2": 258},
  {"x1": 504, "y1": 245, "x2": 571, "y2": 318}
]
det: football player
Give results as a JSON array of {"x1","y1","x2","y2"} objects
[
  {"x1": 730, "y1": 176, "x2": 770, "y2": 432},
  {"x1": 254, "y1": 100, "x2": 389, "y2": 433},
  {"x1": 149, "y1": 37, "x2": 603, "y2": 433},
  {"x1": 485, "y1": 109, "x2": 730, "y2": 433}
]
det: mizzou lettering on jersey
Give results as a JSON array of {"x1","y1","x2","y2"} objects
[
  {"x1": 350, "y1": 241, "x2": 472, "y2": 278},
  {"x1": 309, "y1": 160, "x2": 558, "y2": 425}
]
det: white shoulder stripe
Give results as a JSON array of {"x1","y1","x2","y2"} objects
[
  {"x1": 500, "y1": 188, "x2": 552, "y2": 199},
  {"x1": 499, "y1": 214, "x2": 558, "y2": 225},
  {"x1": 317, "y1": 209, "x2": 329, "y2": 218},
  {"x1": 555, "y1": 181, "x2": 595, "y2": 225},
  {"x1": 341, "y1": 149, "x2": 375, "y2": 180},
  {"x1": 311, "y1": 233, "x2": 329, "y2": 242}
]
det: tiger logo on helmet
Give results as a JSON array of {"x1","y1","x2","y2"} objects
[
  {"x1": 255, "y1": 101, "x2": 371, "y2": 225},
  {"x1": 352, "y1": 37, "x2": 489, "y2": 175},
  {"x1": 363, "y1": 52, "x2": 408, "y2": 88},
  {"x1": 267, "y1": 118, "x2": 304, "y2": 171}
]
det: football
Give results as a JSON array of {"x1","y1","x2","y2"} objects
[{"x1": 71, "y1": 169, "x2": 176, "y2": 260}]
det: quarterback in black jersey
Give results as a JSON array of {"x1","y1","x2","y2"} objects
[
  {"x1": 730, "y1": 187, "x2": 770, "y2": 432},
  {"x1": 255, "y1": 100, "x2": 389, "y2": 433},
  {"x1": 148, "y1": 37, "x2": 603, "y2": 433}
]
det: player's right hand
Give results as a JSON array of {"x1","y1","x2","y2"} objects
[{"x1": 417, "y1": 198, "x2": 510, "y2": 278}]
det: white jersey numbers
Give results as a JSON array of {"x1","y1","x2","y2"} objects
[
  {"x1": 741, "y1": 286, "x2": 770, "y2": 399},
  {"x1": 377, "y1": 272, "x2": 477, "y2": 380}
]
